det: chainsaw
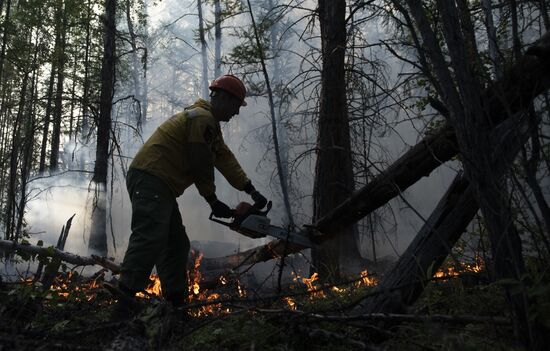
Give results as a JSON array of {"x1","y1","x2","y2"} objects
[{"x1": 209, "y1": 201, "x2": 315, "y2": 248}]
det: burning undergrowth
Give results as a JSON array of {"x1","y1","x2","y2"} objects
[{"x1": 0, "y1": 252, "x2": 501, "y2": 350}]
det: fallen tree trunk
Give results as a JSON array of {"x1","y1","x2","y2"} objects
[
  {"x1": 1, "y1": 239, "x2": 96, "y2": 266},
  {"x1": 315, "y1": 32, "x2": 550, "y2": 236},
  {"x1": 0, "y1": 240, "x2": 231, "y2": 284},
  {"x1": 0, "y1": 239, "x2": 121, "y2": 272},
  {"x1": 202, "y1": 32, "x2": 550, "y2": 271}
]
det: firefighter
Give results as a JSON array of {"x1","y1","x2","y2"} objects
[{"x1": 110, "y1": 74, "x2": 267, "y2": 320}]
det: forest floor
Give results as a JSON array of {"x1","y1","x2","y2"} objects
[{"x1": 0, "y1": 260, "x2": 535, "y2": 351}]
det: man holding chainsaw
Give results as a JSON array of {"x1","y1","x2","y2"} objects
[{"x1": 110, "y1": 74, "x2": 267, "y2": 320}]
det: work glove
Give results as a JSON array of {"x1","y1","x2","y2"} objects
[
  {"x1": 243, "y1": 181, "x2": 268, "y2": 209},
  {"x1": 206, "y1": 195, "x2": 234, "y2": 218}
]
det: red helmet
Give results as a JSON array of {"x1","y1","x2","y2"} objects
[{"x1": 209, "y1": 74, "x2": 247, "y2": 106}]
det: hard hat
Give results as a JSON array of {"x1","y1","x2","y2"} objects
[{"x1": 209, "y1": 74, "x2": 247, "y2": 106}]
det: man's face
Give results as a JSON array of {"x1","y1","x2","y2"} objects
[{"x1": 212, "y1": 91, "x2": 242, "y2": 122}]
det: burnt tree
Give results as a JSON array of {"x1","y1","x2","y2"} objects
[
  {"x1": 88, "y1": 0, "x2": 116, "y2": 255},
  {"x1": 311, "y1": 0, "x2": 362, "y2": 281}
]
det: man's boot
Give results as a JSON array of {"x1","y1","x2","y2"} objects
[
  {"x1": 104, "y1": 282, "x2": 142, "y2": 322},
  {"x1": 165, "y1": 291, "x2": 189, "y2": 321}
]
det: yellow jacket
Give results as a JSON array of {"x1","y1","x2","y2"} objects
[{"x1": 130, "y1": 99, "x2": 250, "y2": 198}]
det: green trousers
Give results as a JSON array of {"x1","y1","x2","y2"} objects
[{"x1": 120, "y1": 168, "x2": 190, "y2": 300}]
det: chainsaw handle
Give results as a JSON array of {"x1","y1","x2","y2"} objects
[
  {"x1": 254, "y1": 200, "x2": 273, "y2": 214},
  {"x1": 209, "y1": 212, "x2": 235, "y2": 228}
]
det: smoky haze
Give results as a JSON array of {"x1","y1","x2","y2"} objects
[{"x1": 21, "y1": 0, "x2": 455, "y2": 275}]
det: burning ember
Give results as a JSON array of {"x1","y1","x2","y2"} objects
[
  {"x1": 294, "y1": 272, "x2": 325, "y2": 299},
  {"x1": 434, "y1": 257, "x2": 484, "y2": 279},
  {"x1": 355, "y1": 269, "x2": 377, "y2": 287},
  {"x1": 283, "y1": 268, "x2": 379, "y2": 309},
  {"x1": 52, "y1": 272, "x2": 101, "y2": 302},
  {"x1": 21, "y1": 271, "x2": 104, "y2": 303},
  {"x1": 283, "y1": 297, "x2": 297, "y2": 310},
  {"x1": 134, "y1": 250, "x2": 237, "y2": 316},
  {"x1": 136, "y1": 274, "x2": 162, "y2": 299}
]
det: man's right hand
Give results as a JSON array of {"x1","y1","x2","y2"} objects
[{"x1": 207, "y1": 195, "x2": 234, "y2": 218}]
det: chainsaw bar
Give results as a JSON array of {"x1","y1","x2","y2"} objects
[
  {"x1": 209, "y1": 201, "x2": 315, "y2": 248},
  {"x1": 237, "y1": 215, "x2": 314, "y2": 248}
]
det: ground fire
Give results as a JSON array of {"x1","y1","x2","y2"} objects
[{"x1": 21, "y1": 253, "x2": 486, "y2": 315}]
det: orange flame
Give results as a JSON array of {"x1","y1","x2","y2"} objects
[
  {"x1": 434, "y1": 257, "x2": 484, "y2": 279},
  {"x1": 355, "y1": 269, "x2": 377, "y2": 287},
  {"x1": 189, "y1": 251, "x2": 204, "y2": 298},
  {"x1": 137, "y1": 274, "x2": 162, "y2": 298},
  {"x1": 292, "y1": 272, "x2": 325, "y2": 299},
  {"x1": 283, "y1": 297, "x2": 297, "y2": 310}
]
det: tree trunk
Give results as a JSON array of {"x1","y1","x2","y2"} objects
[
  {"x1": 15, "y1": 37, "x2": 40, "y2": 241},
  {"x1": 80, "y1": 0, "x2": 93, "y2": 139},
  {"x1": 197, "y1": 0, "x2": 208, "y2": 99},
  {"x1": 522, "y1": 109, "x2": 550, "y2": 244},
  {"x1": 39, "y1": 27, "x2": 60, "y2": 173},
  {"x1": 481, "y1": 0, "x2": 502, "y2": 78},
  {"x1": 49, "y1": 0, "x2": 68, "y2": 172},
  {"x1": 0, "y1": 0, "x2": 11, "y2": 89},
  {"x1": 5, "y1": 66, "x2": 29, "y2": 240},
  {"x1": 125, "y1": 0, "x2": 144, "y2": 129},
  {"x1": 312, "y1": 0, "x2": 361, "y2": 281},
  {"x1": 268, "y1": 0, "x2": 292, "y2": 226},
  {"x1": 214, "y1": 0, "x2": 221, "y2": 78},
  {"x1": 539, "y1": 0, "x2": 550, "y2": 30},
  {"x1": 409, "y1": 0, "x2": 544, "y2": 347},
  {"x1": 68, "y1": 54, "x2": 78, "y2": 140},
  {"x1": 89, "y1": 0, "x2": 116, "y2": 255},
  {"x1": 246, "y1": 0, "x2": 294, "y2": 227}
]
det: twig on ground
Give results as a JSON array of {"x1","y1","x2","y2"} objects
[{"x1": 251, "y1": 308, "x2": 511, "y2": 325}]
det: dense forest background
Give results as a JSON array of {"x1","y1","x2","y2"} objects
[{"x1": 1, "y1": 0, "x2": 550, "y2": 349}]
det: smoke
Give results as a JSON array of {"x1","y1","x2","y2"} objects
[
  {"x1": 25, "y1": 175, "x2": 92, "y2": 255},
  {"x1": 20, "y1": 0, "x2": 458, "y2": 277}
]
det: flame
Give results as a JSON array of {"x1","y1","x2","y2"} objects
[
  {"x1": 20, "y1": 277, "x2": 34, "y2": 285},
  {"x1": 292, "y1": 272, "x2": 325, "y2": 299},
  {"x1": 129, "y1": 250, "x2": 247, "y2": 317},
  {"x1": 41, "y1": 271, "x2": 105, "y2": 302},
  {"x1": 236, "y1": 280, "x2": 246, "y2": 297},
  {"x1": 186, "y1": 251, "x2": 235, "y2": 316},
  {"x1": 189, "y1": 251, "x2": 204, "y2": 298},
  {"x1": 356, "y1": 269, "x2": 377, "y2": 287},
  {"x1": 434, "y1": 257, "x2": 485, "y2": 279},
  {"x1": 283, "y1": 297, "x2": 297, "y2": 310},
  {"x1": 136, "y1": 274, "x2": 162, "y2": 298}
]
